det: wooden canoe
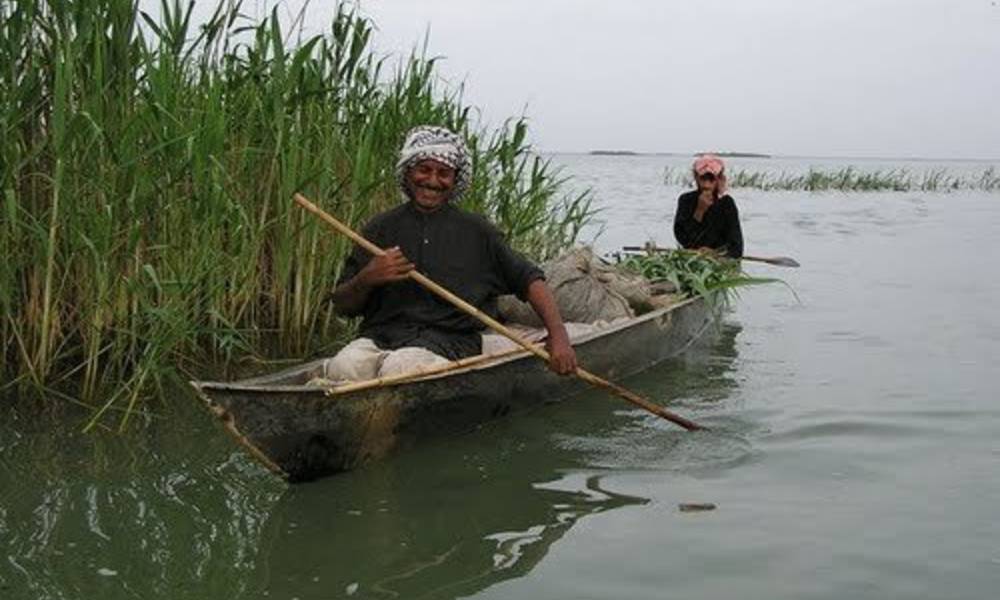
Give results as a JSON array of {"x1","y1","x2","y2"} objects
[{"x1": 190, "y1": 296, "x2": 716, "y2": 482}]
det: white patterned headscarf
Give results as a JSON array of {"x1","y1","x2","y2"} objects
[{"x1": 396, "y1": 125, "x2": 472, "y2": 201}]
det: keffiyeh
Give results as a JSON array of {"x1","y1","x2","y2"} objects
[
  {"x1": 396, "y1": 126, "x2": 472, "y2": 200},
  {"x1": 693, "y1": 154, "x2": 728, "y2": 196}
]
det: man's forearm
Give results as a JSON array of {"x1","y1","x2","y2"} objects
[
  {"x1": 525, "y1": 279, "x2": 570, "y2": 343},
  {"x1": 330, "y1": 275, "x2": 373, "y2": 315},
  {"x1": 525, "y1": 278, "x2": 578, "y2": 375}
]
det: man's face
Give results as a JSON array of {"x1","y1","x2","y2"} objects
[
  {"x1": 697, "y1": 172, "x2": 719, "y2": 194},
  {"x1": 407, "y1": 159, "x2": 457, "y2": 211}
]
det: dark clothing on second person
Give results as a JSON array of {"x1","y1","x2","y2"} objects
[
  {"x1": 673, "y1": 190, "x2": 744, "y2": 258},
  {"x1": 337, "y1": 202, "x2": 544, "y2": 359}
]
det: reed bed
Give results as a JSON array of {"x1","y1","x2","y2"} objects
[
  {"x1": 0, "y1": 0, "x2": 594, "y2": 427},
  {"x1": 663, "y1": 165, "x2": 1000, "y2": 192}
]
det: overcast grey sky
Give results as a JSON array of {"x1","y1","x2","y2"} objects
[{"x1": 170, "y1": 1, "x2": 1000, "y2": 158}]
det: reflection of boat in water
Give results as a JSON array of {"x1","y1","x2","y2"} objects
[
  {"x1": 250, "y1": 427, "x2": 649, "y2": 600},
  {"x1": 249, "y1": 321, "x2": 746, "y2": 599},
  {"x1": 191, "y1": 297, "x2": 716, "y2": 482}
]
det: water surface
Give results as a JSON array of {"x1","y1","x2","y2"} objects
[{"x1": 3, "y1": 155, "x2": 999, "y2": 599}]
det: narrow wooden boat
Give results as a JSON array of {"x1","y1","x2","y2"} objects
[{"x1": 191, "y1": 296, "x2": 715, "y2": 482}]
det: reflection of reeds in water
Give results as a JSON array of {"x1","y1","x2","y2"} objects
[
  {"x1": 0, "y1": 402, "x2": 284, "y2": 598},
  {"x1": 0, "y1": 1, "x2": 593, "y2": 422},
  {"x1": 664, "y1": 165, "x2": 1000, "y2": 192}
]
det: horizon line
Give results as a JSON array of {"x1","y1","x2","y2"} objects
[{"x1": 542, "y1": 150, "x2": 1000, "y2": 163}]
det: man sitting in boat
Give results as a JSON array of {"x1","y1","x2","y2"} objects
[
  {"x1": 323, "y1": 125, "x2": 578, "y2": 381},
  {"x1": 673, "y1": 154, "x2": 744, "y2": 258}
]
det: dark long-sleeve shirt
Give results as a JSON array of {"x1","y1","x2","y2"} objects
[
  {"x1": 337, "y1": 202, "x2": 544, "y2": 359},
  {"x1": 673, "y1": 190, "x2": 744, "y2": 258}
]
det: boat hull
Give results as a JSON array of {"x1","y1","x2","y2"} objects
[{"x1": 191, "y1": 297, "x2": 714, "y2": 482}]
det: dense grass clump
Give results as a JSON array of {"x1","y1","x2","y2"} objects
[
  {"x1": 664, "y1": 165, "x2": 1000, "y2": 192},
  {"x1": 0, "y1": 0, "x2": 593, "y2": 426}
]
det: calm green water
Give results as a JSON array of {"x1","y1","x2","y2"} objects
[{"x1": 3, "y1": 156, "x2": 1000, "y2": 599}]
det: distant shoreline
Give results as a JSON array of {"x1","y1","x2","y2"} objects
[
  {"x1": 706, "y1": 152, "x2": 772, "y2": 158},
  {"x1": 588, "y1": 150, "x2": 772, "y2": 158},
  {"x1": 571, "y1": 151, "x2": 999, "y2": 163}
]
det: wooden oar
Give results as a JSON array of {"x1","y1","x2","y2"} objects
[
  {"x1": 742, "y1": 255, "x2": 799, "y2": 267},
  {"x1": 295, "y1": 193, "x2": 705, "y2": 432},
  {"x1": 621, "y1": 245, "x2": 800, "y2": 268}
]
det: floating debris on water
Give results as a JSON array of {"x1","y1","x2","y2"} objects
[
  {"x1": 96, "y1": 567, "x2": 118, "y2": 577},
  {"x1": 346, "y1": 582, "x2": 360, "y2": 595},
  {"x1": 678, "y1": 503, "x2": 717, "y2": 513}
]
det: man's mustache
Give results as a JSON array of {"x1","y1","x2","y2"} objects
[{"x1": 415, "y1": 183, "x2": 449, "y2": 193}]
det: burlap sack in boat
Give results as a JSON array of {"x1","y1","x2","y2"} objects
[{"x1": 498, "y1": 247, "x2": 655, "y2": 326}]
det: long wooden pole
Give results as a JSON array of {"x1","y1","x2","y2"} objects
[
  {"x1": 742, "y1": 255, "x2": 800, "y2": 268},
  {"x1": 621, "y1": 245, "x2": 800, "y2": 268},
  {"x1": 295, "y1": 193, "x2": 705, "y2": 431}
]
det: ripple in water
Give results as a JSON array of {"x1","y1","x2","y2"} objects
[{"x1": 553, "y1": 419, "x2": 755, "y2": 473}]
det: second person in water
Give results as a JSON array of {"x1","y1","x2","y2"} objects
[{"x1": 673, "y1": 154, "x2": 743, "y2": 258}]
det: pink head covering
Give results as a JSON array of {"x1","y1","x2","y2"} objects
[{"x1": 692, "y1": 154, "x2": 728, "y2": 197}]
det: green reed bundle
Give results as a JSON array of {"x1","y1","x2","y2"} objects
[{"x1": 618, "y1": 250, "x2": 780, "y2": 304}]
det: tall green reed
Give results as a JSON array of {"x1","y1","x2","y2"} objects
[{"x1": 0, "y1": 0, "x2": 594, "y2": 427}]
